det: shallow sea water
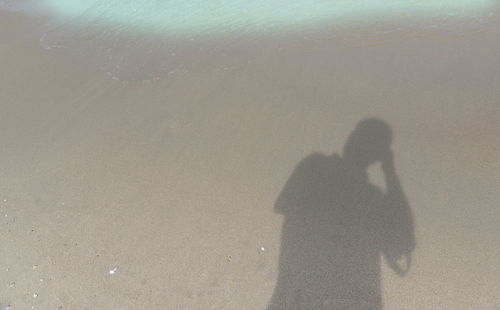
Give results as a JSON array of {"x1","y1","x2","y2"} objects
[{"x1": 3, "y1": 0, "x2": 497, "y2": 81}]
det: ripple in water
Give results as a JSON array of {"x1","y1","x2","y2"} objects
[{"x1": 36, "y1": 0, "x2": 498, "y2": 82}]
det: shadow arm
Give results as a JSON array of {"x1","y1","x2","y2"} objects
[{"x1": 381, "y1": 153, "x2": 416, "y2": 274}]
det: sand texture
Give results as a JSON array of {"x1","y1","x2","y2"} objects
[{"x1": 0, "y1": 4, "x2": 499, "y2": 309}]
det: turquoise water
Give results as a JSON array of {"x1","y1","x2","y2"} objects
[
  {"x1": 42, "y1": 0, "x2": 496, "y2": 37},
  {"x1": 30, "y1": 0, "x2": 496, "y2": 81}
]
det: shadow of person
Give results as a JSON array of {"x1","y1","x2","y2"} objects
[{"x1": 268, "y1": 118, "x2": 416, "y2": 310}]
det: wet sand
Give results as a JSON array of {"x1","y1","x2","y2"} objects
[{"x1": 1, "y1": 8, "x2": 499, "y2": 310}]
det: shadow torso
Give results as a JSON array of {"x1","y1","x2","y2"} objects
[{"x1": 271, "y1": 153, "x2": 387, "y2": 309}]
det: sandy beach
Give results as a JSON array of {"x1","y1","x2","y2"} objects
[{"x1": 0, "y1": 3, "x2": 499, "y2": 309}]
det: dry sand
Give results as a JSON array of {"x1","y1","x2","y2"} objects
[{"x1": 0, "y1": 7, "x2": 499, "y2": 310}]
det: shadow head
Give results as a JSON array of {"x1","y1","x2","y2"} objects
[{"x1": 343, "y1": 118, "x2": 393, "y2": 169}]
